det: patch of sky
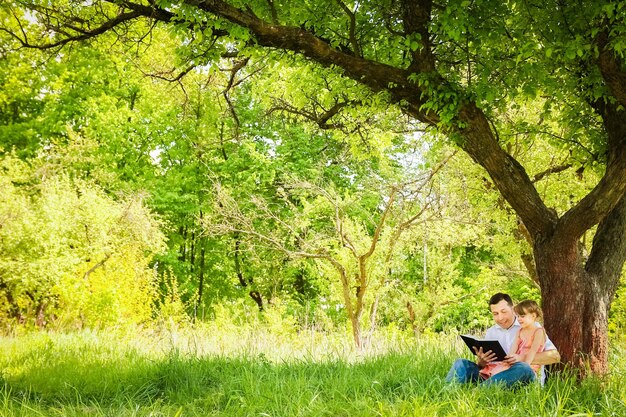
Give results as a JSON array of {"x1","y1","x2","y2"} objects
[{"x1": 389, "y1": 130, "x2": 429, "y2": 178}]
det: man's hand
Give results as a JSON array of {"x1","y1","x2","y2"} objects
[{"x1": 473, "y1": 346, "x2": 497, "y2": 367}]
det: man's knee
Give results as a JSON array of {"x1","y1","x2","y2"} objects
[
  {"x1": 452, "y1": 358, "x2": 471, "y2": 368},
  {"x1": 446, "y1": 359, "x2": 479, "y2": 383},
  {"x1": 451, "y1": 358, "x2": 475, "y2": 374}
]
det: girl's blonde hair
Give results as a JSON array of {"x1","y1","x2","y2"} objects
[{"x1": 514, "y1": 300, "x2": 543, "y2": 321}]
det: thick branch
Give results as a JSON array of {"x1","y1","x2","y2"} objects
[
  {"x1": 334, "y1": 0, "x2": 361, "y2": 56},
  {"x1": 455, "y1": 103, "x2": 557, "y2": 240},
  {"x1": 183, "y1": 0, "x2": 438, "y2": 123},
  {"x1": 222, "y1": 57, "x2": 249, "y2": 130},
  {"x1": 596, "y1": 29, "x2": 626, "y2": 109},
  {"x1": 585, "y1": 193, "x2": 626, "y2": 295},
  {"x1": 265, "y1": 0, "x2": 278, "y2": 24},
  {"x1": 532, "y1": 163, "x2": 573, "y2": 183},
  {"x1": 400, "y1": 0, "x2": 435, "y2": 73},
  {"x1": 556, "y1": 101, "x2": 626, "y2": 244},
  {"x1": 16, "y1": 1, "x2": 437, "y2": 123},
  {"x1": 6, "y1": 9, "x2": 148, "y2": 49}
]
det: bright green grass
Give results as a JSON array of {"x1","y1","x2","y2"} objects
[{"x1": 2, "y1": 326, "x2": 626, "y2": 416}]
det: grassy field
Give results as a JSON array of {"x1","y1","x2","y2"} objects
[{"x1": 2, "y1": 324, "x2": 626, "y2": 416}]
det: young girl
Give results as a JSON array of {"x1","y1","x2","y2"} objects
[
  {"x1": 478, "y1": 299, "x2": 546, "y2": 380},
  {"x1": 509, "y1": 300, "x2": 546, "y2": 373}
]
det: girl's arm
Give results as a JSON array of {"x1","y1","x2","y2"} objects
[
  {"x1": 524, "y1": 328, "x2": 546, "y2": 365},
  {"x1": 531, "y1": 349, "x2": 560, "y2": 365},
  {"x1": 509, "y1": 333, "x2": 519, "y2": 356},
  {"x1": 507, "y1": 332, "x2": 520, "y2": 357}
]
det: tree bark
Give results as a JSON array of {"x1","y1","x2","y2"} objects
[
  {"x1": 233, "y1": 234, "x2": 264, "y2": 311},
  {"x1": 533, "y1": 184, "x2": 626, "y2": 374},
  {"x1": 582, "y1": 194, "x2": 626, "y2": 374},
  {"x1": 196, "y1": 237, "x2": 206, "y2": 320},
  {"x1": 535, "y1": 238, "x2": 586, "y2": 370}
]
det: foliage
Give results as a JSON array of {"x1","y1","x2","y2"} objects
[
  {"x1": 208, "y1": 153, "x2": 458, "y2": 346},
  {"x1": 608, "y1": 277, "x2": 626, "y2": 340},
  {"x1": 0, "y1": 154, "x2": 165, "y2": 328}
]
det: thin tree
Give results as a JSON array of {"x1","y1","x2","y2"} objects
[{"x1": 207, "y1": 154, "x2": 450, "y2": 347}]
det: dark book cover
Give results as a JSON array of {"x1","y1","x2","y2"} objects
[{"x1": 460, "y1": 334, "x2": 507, "y2": 361}]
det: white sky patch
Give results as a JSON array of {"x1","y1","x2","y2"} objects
[
  {"x1": 149, "y1": 147, "x2": 163, "y2": 165},
  {"x1": 391, "y1": 131, "x2": 429, "y2": 175},
  {"x1": 22, "y1": 9, "x2": 37, "y2": 24}
]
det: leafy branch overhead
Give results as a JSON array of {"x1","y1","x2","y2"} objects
[{"x1": 7, "y1": 0, "x2": 624, "y2": 238}]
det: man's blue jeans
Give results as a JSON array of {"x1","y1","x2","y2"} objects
[{"x1": 445, "y1": 359, "x2": 536, "y2": 388}]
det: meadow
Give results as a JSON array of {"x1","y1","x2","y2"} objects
[{"x1": 2, "y1": 322, "x2": 626, "y2": 417}]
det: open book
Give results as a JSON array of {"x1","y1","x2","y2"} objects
[{"x1": 460, "y1": 334, "x2": 507, "y2": 361}]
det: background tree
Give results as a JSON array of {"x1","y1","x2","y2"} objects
[
  {"x1": 207, "y1": 152, "x2": 449, "y2": 347},
  {"x1": 0, "y1": 153, "x2": 164, "y2": 328}
]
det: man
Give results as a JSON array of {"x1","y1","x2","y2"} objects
[{"x1": 446, "y1": 293, "x2": 560, "y2": 388}]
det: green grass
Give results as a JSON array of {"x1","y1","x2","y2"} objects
[{"x1": 2, "y1": 326, "x2": 626, "y2": 416}]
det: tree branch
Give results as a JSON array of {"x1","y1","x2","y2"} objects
[
  {"x1": 456, "y1": 103, "x2": 557, "y2": 240},
  {"x1": 334, "y1": 0, "x2": 362, "y2": 57},
  {"x1": 400, "y1": 0, "x2": 436, "y2": 73},
  {"x1": 532, "y1": 163, "x2": 573, "y2": 183},
  {"x1": 596, "y1": 28, "x2": 626, "y2": 110},
  {"x1": 383, "y1": 150, "x2": 456, "y2": 263},
  {"x1": 178, "y1": 0, "x2": 441, "y2": 123},
  {"x1": 361, "y1": 189, "x2": 396, "y2": 260},
  {"x1": 585, "y1": 193, "x2": 626, "y2": 294},
  {"x1": 5, "y1": 8, "x2": 148, "y2": 49},
  {"x1": 267, "y1": 97, "x2": 359, "y2": 130},
  {"x1": 82, "y1": 254, "x2": 112, "y2": 280},
  {"x1": 555, "y1": 100, "x2": 626, "y2": 244}
]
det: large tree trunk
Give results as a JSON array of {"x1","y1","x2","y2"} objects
[
  {"x1": 582, "y1": 194, "x2": 626, "y2": 373},
  {"x1": 535, "y1": 193, "x2": 626, "y2": 375},
  {"x1": 535, "y1": 240, "x2": 586, "y2": 371},
  {"x1": 538, "y1": 253, "x2": 614, "y2": 376},
  {"x1": 580, "y1": 280, "x2": 611, "y2": 375}
]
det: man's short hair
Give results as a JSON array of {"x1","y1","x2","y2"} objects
[{"x1": 489, "y1": 292, "x2": 513, "y2": 307}]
